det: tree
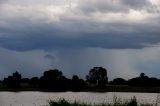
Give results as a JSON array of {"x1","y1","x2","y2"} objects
[
  {"x1": 86, "y1": 67, "x2": 108, "y2": 86},
  {"x1": 12, "y1": 71, "x2": 22, "y2": 88},
  {"x1": 71, "y1": 75, "x2": 80, "y2": 91},
  {"x1": 43, "y1": 69, "x2": 63, "y2": 79},
  {"x1": 3, "y1": 71, "x2": 22, "y2": 88},
  {"x1": 71, "y1": 75, "x2": 87, "y2": 91},
  {"x1": 39, "y1": 69, "x2": 68, "y2": 91},
  {"x1": 128, "y1": 73, "x2": 149, "y2": 87},
  {"x1": 30, "y1": 77, "x2": 39, "y2": 87},
  {"x1": 140, "y1": 73, "x2": 145, "y2": 78},
  {"x1": 111, "y1": 78, "x2": 127, "y2": 85}
]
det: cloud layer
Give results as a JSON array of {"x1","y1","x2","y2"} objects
[
  {"x1": 0, "y1": 0, "x2": 160, "y2": 79},
  {"x1": 0, "y1": 0, "x2": 160, "y2": 50}
]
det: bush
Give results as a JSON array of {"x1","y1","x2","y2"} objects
[
  {"x1": 49, "y1": 99, "x2": 89, "y2": 106},
  {"x1": 49, "y1": 96, "x2": 152, "y2": 106}
]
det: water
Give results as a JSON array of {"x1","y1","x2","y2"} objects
[{"x1": 0, "y1": 91, "x2": 159, "y2": 106}]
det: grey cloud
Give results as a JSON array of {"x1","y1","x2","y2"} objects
[
  {"x1": 0, "y1": 0, "x2": 62, "y2": 5},
  {"x1": 78, "y1": 0, "x2": 153, "y2": 14},
  {"x1": 122, "y1": 0, "x2": 160, "y2": 14},
  {"x1": 0, "y1": 0, "x2": 160, "y2": 51},
  {"x1": 44, "y1": 54, "x2": 56, "y2": 60},
  {"x1": 78, "y1": 0, "x2": 128, "y2": 13},
  {"x1": 1, "y1": 17, "x2": 160, "y2": 51},
  {"x1": 0, "y1": 0, "x2": 6, "y2": 3},
  {"x1": 121, "y1": 0, "x2": 151, "y2": 9}
]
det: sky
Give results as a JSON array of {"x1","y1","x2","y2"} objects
[{"x1": 0, "y1": 0, "x2": 160, "y2": 80}]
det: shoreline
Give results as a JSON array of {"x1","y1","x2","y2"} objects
[{"x1": 0, "y1": 86, "x2": 160, "y2": 93}]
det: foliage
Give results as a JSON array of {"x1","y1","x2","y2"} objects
[
  {"x1": 128, "y1": 73, "x2": 160, "y2": 87},
  {"x1": 39, "y1": 69, "x2": 68, "y2": 91},
  {"x1": 71, "y1": 75, "x2": 87, "y2": 91},
  {"x1": 49, "y1": 99, "x2": 90, "y2": 106},
  {"x1": 86, "y1": 67, "x2": 108, "y2": 86},
  {"x1": 49, "y1": 97, "x2": 152, "y2": 106},
  {"x1": 3, "y1": 71, "x2": 21, "y2": 88},
  {"x1": 110, "y1": 78, "x2": 127, "y2": 85}
]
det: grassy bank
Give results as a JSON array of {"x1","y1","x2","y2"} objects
[
  {"x1": 0, "y1": 85, "x2": 160, "y2": 93},
  {"x1": 49, "y1": 97, "x2": 153, "y2": 106},
  {"x1": 83, "y1": 85, "x2": 160, "y2": 93}
]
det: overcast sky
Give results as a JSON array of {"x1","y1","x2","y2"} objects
[{"x1": 0, "y1": 0, "x2": 160, "y2": 80}]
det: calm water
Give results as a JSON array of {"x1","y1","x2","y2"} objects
[{"x1": 0, "y1": 91, "x2": 159, "y2": 106}]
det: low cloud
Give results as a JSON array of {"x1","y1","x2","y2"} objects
[
  {"x1": 0, "y1": 46, "x2": 160, "y2": 80},
  {"x1": 0, "y1": 48, "x2": 53, "y2": 78}
]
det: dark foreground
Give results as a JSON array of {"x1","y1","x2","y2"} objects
[
  {"x1": 0, "y1": 85, "x2": 160, "y2": 93},
  {"x1": 49, "y1": 97, "x2": 153, "y2": 106}
]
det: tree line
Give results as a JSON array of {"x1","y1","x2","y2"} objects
[{"x1": 0, "y1": 67, "x2": 160, "y2": 91}]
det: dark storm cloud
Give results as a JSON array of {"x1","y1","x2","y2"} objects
[
  {"x1": 0, "y1": 20, "x2": 160, "y2": 51},
  {"x1": 0, "y1": 0, "x2": 160, "y2": 51}
]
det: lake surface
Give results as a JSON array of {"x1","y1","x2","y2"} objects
[{"x1": 0, "y1": 91, "x2": 159, "y2": 106}]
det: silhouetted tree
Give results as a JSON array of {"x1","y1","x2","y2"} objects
[
  {"x1": 110, "y1": 78, "x2": 127, "y2": 85},
  {"x1": 140, "y1": 73, "x2": 145, "y2": 78},
  {"x1": 30, "y1": 77, "x2": 39, "y2": 88},
  {"x1": 0, "y1": 80, "x2": 2, "y2": 88},
  {"x1": 71, "y1": 75, "x2": 87, "y2": 91},
  {"x1": 86, "y1": 67, "x2": 108, "y2": 87},
  {"x1": 21, "y1": 78, "x2": 30, "y2": 83},
  {"x1": 128, "y1": 73, "x2": 149, "y2": 87},
  {"x1": 21, "y1": 78, "x2": 30, "y2": 88},
  {"x1": 71, "y1": 75, "x2": 80, "y2": 91},
  {"x1": 148, "y1": 77, "x2": 160, "y2": 87},
  {"x1": 39, "y1": 69, "x2": 68, "y2": 91},
  {"x1": 3, "y1": 71, "x2": 22, "y2": 88}
]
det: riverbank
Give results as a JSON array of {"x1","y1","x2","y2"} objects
[{"x1": 0, "y1": 85, "x2": 160, "y2": 93}]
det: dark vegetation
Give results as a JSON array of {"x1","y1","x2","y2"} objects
[
  {"x1": 49, "y1": 96, "x2": 152, "y2": 106},
  {"x1": 0, "y1": 67, "x2": 160, "y2": 92}
]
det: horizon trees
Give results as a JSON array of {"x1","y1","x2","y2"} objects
[
  {"x1": 71, "y1": 75, "x2": 87, "y2": 91},
  {"x1": 86, "y1": 67, "x2": 108, "y2": 86},
  {"x1": 3, "y1": 71, "x2": 22, "y2": 88},
  {"x1": 128, "y1": 73, "x2": 160, "y2": 87},
  {"x1": 39, "y1": 69, "x2": 68, "y2": 90},
  {"x1": 1, "y1": 67, "x2": 160, "y2": 91},
  {"x1": 110, "y1": 78, "x2": 127, "y2": 85}
]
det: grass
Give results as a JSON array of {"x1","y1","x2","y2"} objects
[{"x1": 48, "y1": 96, "x2": 153, "y2": 106}]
